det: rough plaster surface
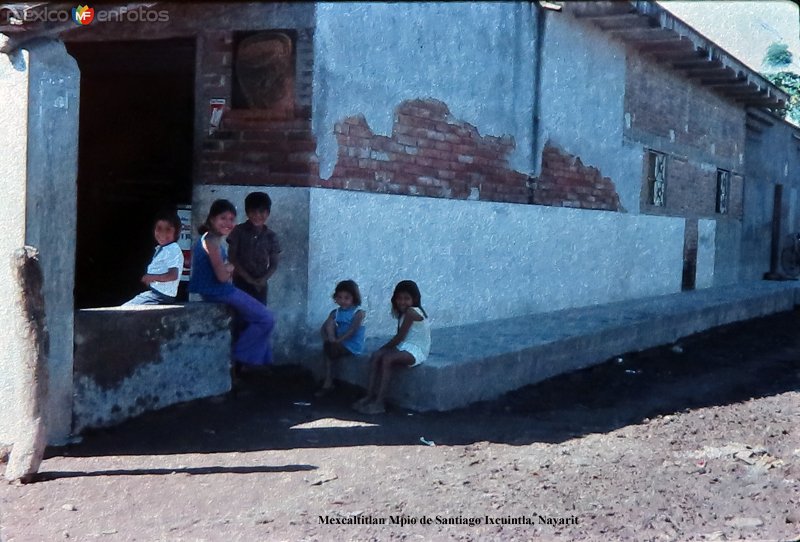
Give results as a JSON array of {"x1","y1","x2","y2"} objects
[
  {"x1": 307, "y1": 189, "x2": 685, "y2": 335},
  {"x1": 312, "y1": 2, "x2": 536, "y2": 179},
  {"x1": 538, "y1": 11, "x2": 642, "y2": 213},
  {"x1": 0, "y1": 49, "x2": 29, "y2": 446},
  {"x1": 712, "y1": 219, "x2": 742, "y2": 287},
  {"x1": 73, "y1": 305, "x2": 232, "y2": 433},
  {"x1": 696, "y1": 219, "x2": 716, "y2": 289},
  {"x1": 743, "y1": 119, "x2": 800, "y2": 281},
  {"x1": 24, "y1": 39, "x2": 79, "y2": 444}
]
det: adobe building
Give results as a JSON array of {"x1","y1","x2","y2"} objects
[{"x1": 0, "y1": 1, "x2": 795, "y2": 445}]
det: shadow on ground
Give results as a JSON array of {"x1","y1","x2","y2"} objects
[{"x1": 48, "y1": 309, "x2": 800, "y2": 460}]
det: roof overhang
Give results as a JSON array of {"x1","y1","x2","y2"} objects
[
  {"x1": 0, "y1": 2, "x2": 158, "y2": 52},
  {"x1": 560, "y1": 1, "x2": 789, "y2": 111}
]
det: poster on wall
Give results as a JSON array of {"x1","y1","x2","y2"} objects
[
  {"x1": 208, "y1": 98, "x2": 226, "y2": 135},
  {"x1": 176, "y1": 205, "x2": 192, "y2": 281}
]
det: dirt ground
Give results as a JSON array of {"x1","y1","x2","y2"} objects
[{"x1": 1, "y1": 309, "x2": 799, "y2": 542}]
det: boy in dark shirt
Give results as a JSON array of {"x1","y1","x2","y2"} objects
[{"x1": 227, "y1": 191, "x2": 281, "y2": 304}]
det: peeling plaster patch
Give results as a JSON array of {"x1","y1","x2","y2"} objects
[
  {"x1": 531, "y1": 142, "x2": 625, "y2": 212},
  {"x1": 327, "y1": 99, "x2": 528, "y2": 202},
  {"x1": 73, "y1": 341, "x2": 230, "y2": 433},
  {"x1": 625, "y1": 112, "x2": 631, "y2": 129},
  {"x1": 313, "y1": 2, "x2": 536, "y2": 179},
  {"x1": 73, "y1": 305, "x2": 232, "y2": 433}
]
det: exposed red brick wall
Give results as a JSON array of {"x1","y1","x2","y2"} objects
[
  {"x1": 199, "y1": 112, "x2": 319, "y2": 186},
  {"x1": 196, "y1": 29, "x2": 319, "y2": 187},
  {"x1": 626, "y1": 56, "x2": 745, "y2": 166},
  {"x1": 625, "y1": 54, "x2": 746, "y2": 219},
  {"x1": 639, "y1": 157, "x2": 743, "y2": 221},
  {"x1": 530, "y1": 144, "x2": 624, "y2": 211},
  {"x1": 327, "y1": 100, "x2": 528, "y2": 203}
]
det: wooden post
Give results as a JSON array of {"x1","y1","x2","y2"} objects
[
  {"x1": 4, "y1": 247, "x2": 49, "y2": 484},
  {"x1": 764, "y1": 184, "x2": 785, "y2": 280}
]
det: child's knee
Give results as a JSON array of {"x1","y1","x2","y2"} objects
[{"x1": 381, "y1": 355, "x2": 398, "y2": 369}]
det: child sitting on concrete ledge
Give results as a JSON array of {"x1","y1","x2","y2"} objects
[{"x1": 353, "y1": 280, "x2": 430, "y2": 414}]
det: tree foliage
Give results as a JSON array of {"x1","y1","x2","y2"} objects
[
  {"x1": 764, "y1": 42, "x2": 793, "y2": 69},
  {"x1": 764, "y1": 71, "x2": 800, "y2": 124}
]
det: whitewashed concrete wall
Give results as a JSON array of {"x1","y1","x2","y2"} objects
[
  {"x1": 196, "y1": 186, "x2": 685, "y2": 356},
  {"x1": 697, "y1": 219, "x2": 716, "y2": 289},
  {"x1": 743, "y1": 119, "x2": 800, "y2": 281},
  {"x1": 312, "y1": 2, "x2": 537, "y2": 178},
  {"x1": 307, "y1": 189, "x2": 684, "y2": 333},
  {"x1": 538, "y1": 10, "x2": 643, "y2": 213},
  {"x1": 0, "y1": 49, "x2": 30, "y2": 447}
]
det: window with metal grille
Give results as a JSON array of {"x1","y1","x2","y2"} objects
[
  {"x1": 716, "y1": 169, "x2": 730, "y2": 214},
  {"x1": 646, "y1": 150, "x2": 667, "y2": 207}
]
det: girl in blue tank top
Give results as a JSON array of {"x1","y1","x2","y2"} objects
[
  {"x1": 316, "y1": 279, "x2": 366, "y2": 396},
  {"x1": 189, "y1": 199, "x2": 276, "y2": 382}
]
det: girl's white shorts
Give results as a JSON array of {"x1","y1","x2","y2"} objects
[{"x1": 397, "y1": 342, "x2": 427, "y2": 367}]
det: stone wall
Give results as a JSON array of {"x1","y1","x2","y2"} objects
[{"x1": 73, "y1": 304, "x2": 232, "y2": 434}]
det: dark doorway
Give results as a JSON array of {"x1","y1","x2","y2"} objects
[{"x1": 67, "y1": 39, "x2": 195, "y2": 308}]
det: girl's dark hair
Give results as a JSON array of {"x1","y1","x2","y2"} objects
[
  {"x1": 198, "y1": 199, "x2": 236, "y2": 235},
  {"x1": 391, "y1": 279, "x2": 427, "y2": 319},
  {"x1": 153, "y1": 208, "x2": 183, "y2": 242},
  {"x1": 333, "y1": 279, "x2": 362, "y2": 306}
]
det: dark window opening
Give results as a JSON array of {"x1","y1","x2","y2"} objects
[
  {"x1": 67, "y1": 39, "x2": 195, "y2": 308},
  {"x1": 716, "y1": 168, "x2": 730, "y2": 214},
  {"x1": 646, "y1": 150, "x2": 667, "y2": 207}
]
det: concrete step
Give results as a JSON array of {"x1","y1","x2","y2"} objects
[{"x1": 333, "y1": 280, "x2": 800, "y2": 412}]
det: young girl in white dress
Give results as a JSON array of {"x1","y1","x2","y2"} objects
[{"x1": 353, "y1": 280, "x2": 431, "y2": 414}]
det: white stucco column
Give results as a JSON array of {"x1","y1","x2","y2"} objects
[
  {"x1": 0, "y1": 39, "x2": 79, "y2": 446},
  {"x1": 0, "y1": 46, "x2": 31, "y2": 447}
]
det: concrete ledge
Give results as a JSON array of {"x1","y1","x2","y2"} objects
[
  {"x1": 73, "y1": 303, "x2": 233, "y2": 433},
  {"x1": 333, "y1": 281, "x2": 800, "y2": 411}
]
